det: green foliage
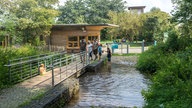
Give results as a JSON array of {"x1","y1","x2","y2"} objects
[
  {"x1": 0, "y1": 46, "x2": 46, "y2": 89},
  {"x1": 108, "y1": 11, "x2": 141, "y2": 42},
  {"x1": 58, "y1": 0, "x2": 126, "y2": 24},
  {"x1": 107, "y1": 7, "x2": 171, "y2": 42},
  {"x1": 137, "y1": 28, "x2": 192, "y2": 107},
  {"x1": 0, "y1": 0, "x2": 59, "y2": 45},
  {"x1": 142, "y1": 49, "x2": 192, "y2": 107},
  {"x1": 141, "y1": 8, "x2": 171, "y2": 42},
  {"x1": 172, "y1": 0, "x2": 192, "y2": 37}
]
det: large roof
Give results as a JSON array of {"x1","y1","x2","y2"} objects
[{"x1": 52, "y1": 23, "x2": 119, "y2": 31}]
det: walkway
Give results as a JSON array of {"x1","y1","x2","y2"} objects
[{"x1": 0, "y1": 53, "x2": 89, "y2": 108}]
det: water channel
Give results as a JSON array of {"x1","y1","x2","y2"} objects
[{"x1": 65, "y1": 56, "x2": 149, "y2": 108}]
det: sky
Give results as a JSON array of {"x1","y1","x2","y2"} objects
[
  {"x1": 59, "y1": 0, "x2": 174, "y2": 14},
  {"x1": 125, "y1": 0, "x2": 174, "y2": 14}
]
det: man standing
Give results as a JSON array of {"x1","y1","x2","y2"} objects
[
  {"x1": 93, "y1": 39, "x2": 98, "y2": 60},
  {"x1": 80, "y1": 39, "x2": 86, "y2": 63}
]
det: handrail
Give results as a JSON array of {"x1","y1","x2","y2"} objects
[{"x1": 4, "y1": 51, "x2": 88, "y2": 84}]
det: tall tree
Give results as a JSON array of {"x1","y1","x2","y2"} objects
[
  {"x1": 108, "y1": 11, "x2": 142, "y2": 42},
  {"x1": 171, "y1": 0, "x2": 192, "y2": 38},
  {"x1": 141, "y1": 7, "x2": 171, "y2": 42},
  {"x1": 57, "y1": 0, "x2": 126, "y2": 24},
  {"x1": 0, "y1": 0, "x2": 17, "y2": 43},
  {"x1": 13, "y1": 0, "x2": 59, "y2": 45}
]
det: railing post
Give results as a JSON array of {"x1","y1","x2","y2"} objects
[
  {"x1": 30, "y1": 58, "x2": 32, "y2": 78},
  {"x1": 127, "y1": 43, "x2": 129, "y2": 54},
  {"x1": 121, "y1": 43, "x2": 123, "y2": 54},
  {"x1": 83, "y1": 51, "x2": 85, "y2": 67},
  {"x1": 142, "y1": 40, "x2": 145, "y2": 53},
  {"x1": 8, "y1": 60, "x2": 11, "y2": 83},
  {"x1": 72, "y1": 53, "x2": 74, "y2": 63},
  {"x1": 60, "y1": 54, "x2": 62, "y2": 81},
  {"x1": 66, "y1": 56, "x2": 68, "y2": 78},
  {"x1": 76, "y1": 54, "x2": 77, "y2": 72},
  {"x1": 51, "y1": 65, "x2": 54, "y2": 87},
  {"x1": 20, "y1": 58, "x2": 23, "y2": 79},
  {"x1": 86, "y1": 51, "x2": 88, "y2": 65}
]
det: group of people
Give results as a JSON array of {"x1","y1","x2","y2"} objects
[{"x1": 80, "y1": 39, "x2": 111, "y2": 63}]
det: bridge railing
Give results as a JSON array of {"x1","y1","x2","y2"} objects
[
  {"x1": 48, "y1": 51, "x2": 89, "y2": 87},
  {"x1": 4, "y1": 51, "x2": 77, "y2": 84}
]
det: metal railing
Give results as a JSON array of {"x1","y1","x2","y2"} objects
[
  {"x1": 4, "y1": 51, "x2": 72, "y2": 84},
  {"x1": 106, "y1": 42, "x2": 153, "y2": 54},
  {"x1": 36, "y1": 45, "x2": 66, "y2": 52},
  {"x1": 48, "y1": 51, "x2": 89, "y2": 86}
]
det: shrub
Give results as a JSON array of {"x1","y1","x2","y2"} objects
[{"x1": 137, "y1": 29, "x2": 192, "y2": 107}]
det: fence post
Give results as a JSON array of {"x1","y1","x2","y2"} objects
[
  {"x1": 127, "y1": 44, "x2": 129, "y2": 54},
  {"x1": 142, "y1": 40, "x2": 145, "y2": 53},
  {"x1": 121, "y1": 43, "x2": 123, "y2": 54}
]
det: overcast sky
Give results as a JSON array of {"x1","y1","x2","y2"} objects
[
  {"x1": 59, "y1": 0, "x2": 174, "y2": 14},
  {"x1": 125, "y1": 0, "x2": 174, "y2": 14}
]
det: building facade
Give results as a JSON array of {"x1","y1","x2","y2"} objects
[{"x1": 49, "y1": 24, "x2": 118, "y2": 53}]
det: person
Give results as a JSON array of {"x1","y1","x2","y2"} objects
[
  {"x1": 87, "y1": 41, "x2": 93, "y2": 61},
  {"x1": 93, "y1": 39, "x2": 98, "y2": 60},
  {"x1": 80, "y1": 39, "x2": 86, "y2": 63},
  {"x1": 98, "y1": 43, "x2": 102, "y2": 61},
  {"x1": 107, "y1": 47, "x2": 112, "y2": 64}
]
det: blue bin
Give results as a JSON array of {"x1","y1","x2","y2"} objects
[{"x1": 111, "y1": 44, "x2": 118, "y2": 49}]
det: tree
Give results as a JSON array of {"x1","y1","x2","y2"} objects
[
  {"x1": 13, "y1": 0, "x2": 59, "y2": 45},
  {"x1": 0, "y1": 0, "x2": 18, "y2": 44},
  {"x1": 171, "y1": 0, "x2": 192, "y2": 38},
  {"x1": 57, "y1": 0, "x2": 126, "y2": 24},
  {"x1": 141, "y1": 7, "x2": 171, "y2": 42},
  {"x1": 108, "y1": 11, "x2": 142, "y2": 42}
]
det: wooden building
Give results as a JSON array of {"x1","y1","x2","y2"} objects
[{"x1": 49, "y1": 24, "x2": 118, "y2": 53}]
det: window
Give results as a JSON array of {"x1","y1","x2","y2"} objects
[
  {"x1": 88, "y1": 36, "x2": 98, "y2": 42},
  {"x1": 68, "y1": 36, "x2": 78, "y2": 47}
]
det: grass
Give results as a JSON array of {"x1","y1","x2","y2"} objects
[
  {"x1": 100, "y1": 40, "x2": 153, "y2": 47},
  {"x1": 112, "y1": 53, "x2": 140, "y2": 56},
  {"x1": 18, "y1": 89, "x2": 46, "y2": 107}
]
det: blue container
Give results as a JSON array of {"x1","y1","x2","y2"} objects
[{"x1": 111, "y1": 44, "x2": 118, "y2": 49}]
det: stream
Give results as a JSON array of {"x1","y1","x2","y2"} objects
[{"x1": 64, "y1": 56, "x2": 149, "y2": 108}]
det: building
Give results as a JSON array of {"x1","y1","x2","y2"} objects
[
  {"x1": 128, "y1": 6, "x2": 146, "y2": 14},
  {"x1": 49, "y1": 24, "x2": 118, "y2": 53}
]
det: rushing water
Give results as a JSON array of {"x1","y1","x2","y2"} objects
[{"x1": 65, "y1": 56, "x2": 149, "y2": 108}]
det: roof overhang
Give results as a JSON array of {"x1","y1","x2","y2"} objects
[{"x1": 52, "y1": 23, "x2": 119, "y2": 31}]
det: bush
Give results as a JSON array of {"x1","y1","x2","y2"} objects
[
  {"x1": 142, "y1": 52, "x2": 192, "y2": 107},
  {"x1": 139, "y1": 39, "x2": 192, "y2": 107}
]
